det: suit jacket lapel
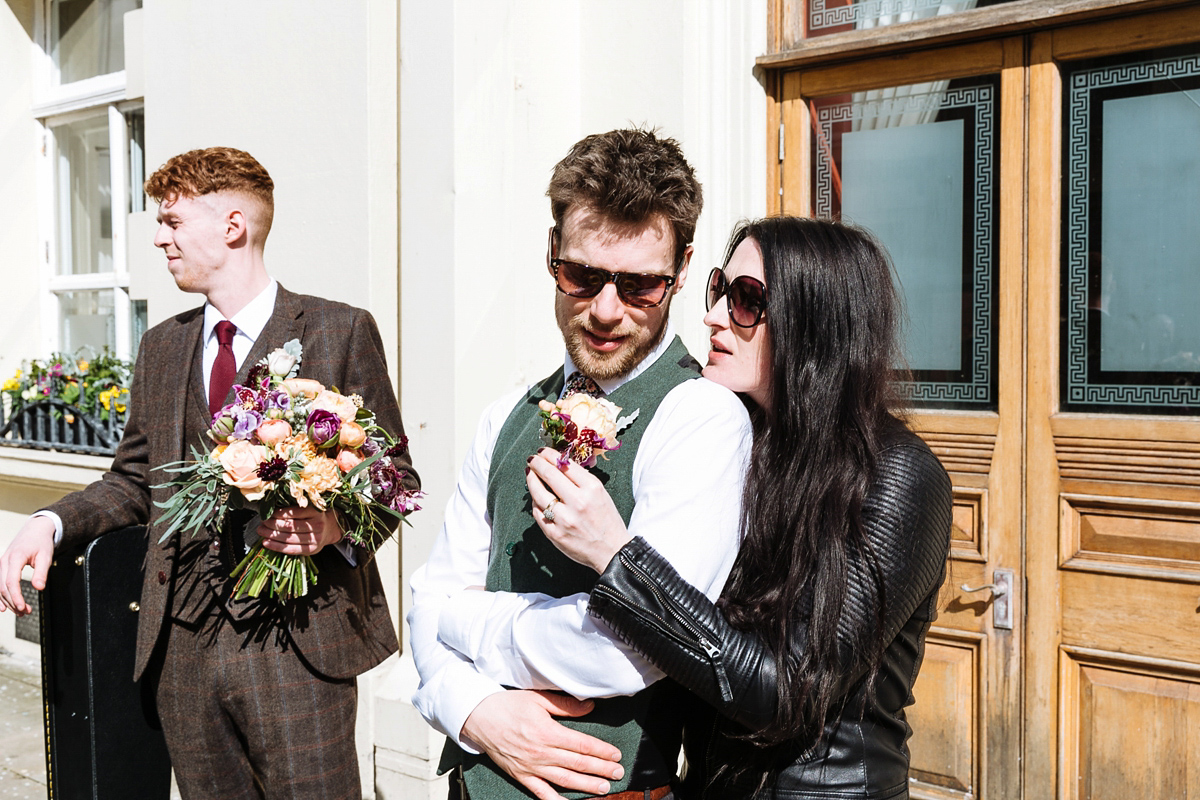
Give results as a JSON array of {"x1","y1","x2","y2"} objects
[
  {"x1": 166, "y1": 310, "x2": 205, "y2": 465},
  {"x1": 243, "y1": 284, "x2": 305, "y2": 373},
  {"x1": 203, "y1": 284, "x2": 307, "y2": 416}
]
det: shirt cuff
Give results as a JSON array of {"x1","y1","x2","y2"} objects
[
  {"x1": 334, "y1": 540, "x2": 357, "y2": 566},
  {"x1": 32, "y1": 511, "x2": 64, "y2": 548},
  {"x1": 412, "y1": 664, "x2": 506, "y2": 754},
  {"x1": 438, "y1": 589, "x2": 500, "y2": 661}
]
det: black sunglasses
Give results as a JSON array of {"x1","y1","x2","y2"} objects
[
  {"x1": 550, "y1": 258, "x2": 677, "y2": 309},
  {"x1": 707, "y1": 267, "x2": 767, "y2": 328}
]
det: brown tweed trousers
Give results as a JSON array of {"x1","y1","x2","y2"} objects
[{"x1": 44, "y1": 285, "x2": 418, "y2": 795}]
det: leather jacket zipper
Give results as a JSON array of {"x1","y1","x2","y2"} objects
[{"x1": 613, "y1": 551, "x2": 735, "y2": 704}]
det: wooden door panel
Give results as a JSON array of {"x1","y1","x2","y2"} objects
[
  {"x1": 908, "y1": 631, "x2": 984, "y2": 799},
  {"x1": 1060, "y1": 650, "x2": 1200, "y2": 800},
  {"x1": 1061, "y1": 572, "x2": 1200, "y2": 664},
  {"x1": 1062, "y1": 495, "x2": 1200, "y2": 578},
  {"x1": 951, "y1": 487, "x2": 988, "y2": 563}
]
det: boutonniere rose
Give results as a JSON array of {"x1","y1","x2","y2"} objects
[{"x1": 537, "y1": 391, "x2": 639, "y2": 469}]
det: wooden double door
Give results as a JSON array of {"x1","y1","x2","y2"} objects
[{"x1": 771, "y1": 5, "x2": 1200, "y2": 798}]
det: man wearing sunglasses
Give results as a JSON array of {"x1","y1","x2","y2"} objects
[{"x1": 409, "y1": 129, "x2": 751, "y2": 800}]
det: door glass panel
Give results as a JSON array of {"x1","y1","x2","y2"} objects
[
  {"x1": 1061, "y1": 47, "x2": 1200, "y2": 414},
  {"x1": 811, "y1": 75, "x2": 1000, "y2": 409},
  {"x1": 806, "y1": 0, "x2": 1017, "y2": 39}
]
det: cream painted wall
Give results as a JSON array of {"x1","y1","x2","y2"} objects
[
  {"x1": 0, "y1": 0, "x2": 44, "y2": 384},
  {"x1": 132, "y1": 0, "x2": 398, "y2": 336}
]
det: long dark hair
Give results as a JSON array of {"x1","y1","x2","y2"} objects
[{"x1": 718, "y1": 217, "x2": 906, "y2": 749}]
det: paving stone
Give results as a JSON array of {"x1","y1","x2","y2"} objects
[{"x1": 0, "y1": 651, "x2": 45, "y2": 799}]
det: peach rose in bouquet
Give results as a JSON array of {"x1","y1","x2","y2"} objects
[{"x1": 218, "y1": 439, "x2": 272, "y2": 501}]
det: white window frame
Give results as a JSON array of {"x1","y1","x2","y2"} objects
[{"x1": 32, "y1": 0, "x2": 142, "y2": 361}]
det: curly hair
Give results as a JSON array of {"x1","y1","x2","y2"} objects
[
  {"x1": 547, "y1": 129, "x2": 702, "y2": 269},
  {"x1": 145, "y1": 147, "x2": 274, "y2": 238}
]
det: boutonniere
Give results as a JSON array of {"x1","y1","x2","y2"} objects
[{"x1": 537, "y1": 393, "x2": 639, "y2": 469}]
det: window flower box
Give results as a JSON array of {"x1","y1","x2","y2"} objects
[{"x1": 0, "y1": 352, "x2": 132, "y2": 457}]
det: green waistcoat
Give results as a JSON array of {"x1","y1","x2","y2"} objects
[{"x1": 440, "y1": 336, "x2": 701, "y2": 798}]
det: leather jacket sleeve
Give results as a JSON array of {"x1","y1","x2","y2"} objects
[{"x1": 587, "y1": 437, "x2": 953, "y2": 732}]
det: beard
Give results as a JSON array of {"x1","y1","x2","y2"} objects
[{"x1": 557, "y1": 302, "x2": 671, "y2": 382}]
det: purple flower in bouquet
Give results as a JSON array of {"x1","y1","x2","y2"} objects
[
  {"x1": 246, "y1": 363, "x2": 270, "y2": 389},
  {"x1": 265, "y1": 388, "x2": 291, "y2": 418},
  {"x1": 370, "y1": 459, "x2": 421, "y2": 514},
  {"x1": 209, "y1": 406, "x2": 238, "y2": 442},
  {"x1": 306, "y1": 408, "x2": 342, "y2": 449},
  {"x1": 234, "y1": 384, "x2": 264, "y2": 412},
  {"x1": 232, "y1": 406, "x2": 264, "y2": 440}
]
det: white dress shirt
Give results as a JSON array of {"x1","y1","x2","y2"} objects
[
  {"x1": 407, "y1": 325, "x2": 752, "y2": 750},
  {"x1": 200, "y1": 279, "x2": 279, "y2": 406}
]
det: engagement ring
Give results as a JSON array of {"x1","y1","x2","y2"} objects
[{"x1": 542, "y1": 498, "x2": 557, "y2": 523}]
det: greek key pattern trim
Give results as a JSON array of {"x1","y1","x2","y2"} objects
[
  {"x1": 809, "y1": 0, "x2": 971, "y2": 31},
  {"x1": 1064, "y1": 53, "x2": 1200, "y2": 409},
  {"x1": 816, "y1": 84, "x2": 995, "y2": 404}
]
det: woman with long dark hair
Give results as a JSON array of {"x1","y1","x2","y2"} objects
[{"x1": 525, "y1": 216, "x2": 953, "y2": 798}]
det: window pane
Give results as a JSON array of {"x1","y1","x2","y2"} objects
[
  {"x1": 1061, "y1": 47, "x2": 1200, "y2": 414},
  {"x1": 811, "y1": 75, "x2": 1000, "y2": 409},
  {"x1": 59, "y1": 290, "x2": 116, "y2": 354},
  {"x1": 807, "y1": 0, "x2": 1017, "y2": 39},
  {"x1": 131, "y1": 299, "x2": 147, "y2": 362},
  {"x1": 54, "y1": 114, "x2": 112, "y2": 276},
  {"x1": 51, "y1": 0, "x2": 142, "y2": 85},
  {"x1": 127, "y1": 108, "x2": 145, "y2": 213}
]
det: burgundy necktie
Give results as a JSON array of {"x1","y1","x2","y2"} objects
[{"x1": 208, "y1": 321, "x2": 238, "y2": 418}]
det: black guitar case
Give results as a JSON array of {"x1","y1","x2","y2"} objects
[{"x1": 40, "y1": 525, "x2": 172, "y2": 799}]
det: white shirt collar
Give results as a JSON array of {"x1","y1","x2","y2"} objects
[
  {"x1": 202, "y1": 279, "x2": 279, "y2": 346},
  {"x1": 562, "y1": 321, "x2": 678, "y2": 395}
]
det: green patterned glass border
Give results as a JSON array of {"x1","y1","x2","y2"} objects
[
  {"x1": 806, "y1": 0, "x2": 1018, "y2": 38},
  {"x1": 813, "y1": 76, "x2": 999, "y2": 409},
  {"x1": 1062, "y1": 48, "x2": 1200, "y2": 414}
]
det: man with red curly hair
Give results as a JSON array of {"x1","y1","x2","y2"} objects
[{"x1": 0, "y1": 147, "x2": 418, "y2": 798}]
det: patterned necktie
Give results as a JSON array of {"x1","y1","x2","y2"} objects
[
  {"x1": 208, "y1": 321, "x2": 238, "y2": 417},
  {"x1": 562, "y1": 370, "x2": 603, "y2": 398}
]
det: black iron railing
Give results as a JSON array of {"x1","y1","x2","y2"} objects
[{"x1": 0, "y1": 399, "x2": 126, "y2": 456}]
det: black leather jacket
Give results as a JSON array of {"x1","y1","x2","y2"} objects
[{"x1": 587, "y1": 429, "x2": 952, "y2": 799}]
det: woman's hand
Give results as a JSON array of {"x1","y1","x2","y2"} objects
[
  {"x1": 526, "y1": 448, "x2": 632, "y2": 573},
  {"x1": 461, "y1": 689, "x2": 624, "y2": 800}
]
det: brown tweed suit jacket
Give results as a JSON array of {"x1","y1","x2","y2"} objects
[{"x1": 47, "y1": 285, "x2": 417, "y2": 682}]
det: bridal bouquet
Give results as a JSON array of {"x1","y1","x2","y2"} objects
[
  {"x1": 153, "y1": 339, "x2": 422, "y2": 600},
  {"x1": 537, "y1": 392, "x2": 637, "y2": 469}
]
